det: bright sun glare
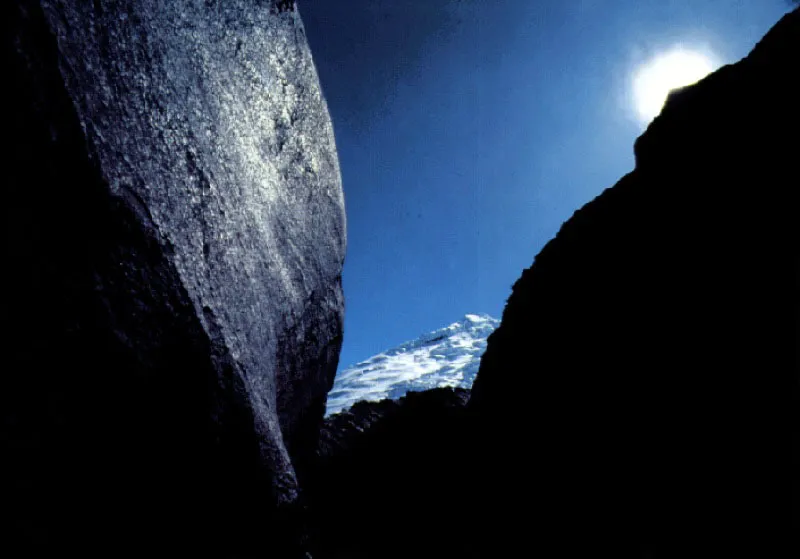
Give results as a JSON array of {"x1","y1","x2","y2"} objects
[{"x1": 633, "y1": 47, "x2": 717, "y2": 125}]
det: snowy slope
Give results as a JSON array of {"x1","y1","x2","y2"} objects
[{"x1": 326, "y1": 314, "x2": 500, "y2": 416}]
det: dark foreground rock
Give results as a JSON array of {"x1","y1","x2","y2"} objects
[
  {"x1": 2, "y1": 1, "x2": 343, "y2": 556},
  {"x1": 469, "y1": 7, "x2": 798, "y2": 559},
  {"x1": 307, "y1": 388, "x2": 474, "y2": 559}
]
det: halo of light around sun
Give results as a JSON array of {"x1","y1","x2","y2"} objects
[{"x1": 633, "y1": 47, "x2": 718, "y2": 125}]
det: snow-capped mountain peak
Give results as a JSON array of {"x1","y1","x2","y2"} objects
[{"x1": 326, "y1": 313, "x2": 500, "y2": 416}]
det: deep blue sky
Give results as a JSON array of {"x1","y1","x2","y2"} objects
[{"x1": 299, "y1": 0, "x2": 791, "y2": 371}]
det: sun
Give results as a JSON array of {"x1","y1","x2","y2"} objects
[{"x1": 633, "y1": 47, "x2": 718, "y2": 125}]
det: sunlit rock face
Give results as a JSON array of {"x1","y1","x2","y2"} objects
[
  {"x1": 470, "y1": 8, "x2": 798, "y2": 559},
  {"x1": 2, "y1": 1, "x2": 344, "y2": 556}
]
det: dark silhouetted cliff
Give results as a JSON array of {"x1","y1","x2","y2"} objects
[{"x1": 469, "y1": 7, "x2": 798, "y2": 559}]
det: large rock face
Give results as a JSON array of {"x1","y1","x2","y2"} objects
[
  {"x1": 470, "y1": 8, "x2": 797, "y2": 559},
  {"x1": 2, "y1": 0, "x2": 344, "y2": 556}
]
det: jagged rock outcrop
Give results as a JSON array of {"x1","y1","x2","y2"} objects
[
  {"x1": 307, "y1": 388, "x2": 473, "y2": 559},
  {"x1": 2, "y1": 1, "x2": 344, "y2": 556},
  {"x1": 470, "y1": 8, "x2": 798, "y2": 559}
]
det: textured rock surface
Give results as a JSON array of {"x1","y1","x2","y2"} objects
[
  {"x1": 2, "y1": 0, "x2": 343, "y2": 555},
  {"x1": 308, "y1": 388, "x2": 473, "y2": 559},
  {"x1": 470, "y1": 8, "x2": 798, "y2": 559}
]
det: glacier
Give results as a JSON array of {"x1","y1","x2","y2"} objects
[{"x1": 326, "y1": 314, "x2": 499, "y2": 416}]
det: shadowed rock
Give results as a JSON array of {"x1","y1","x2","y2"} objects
[
  {"x1": 470, "y1": 7, "x2": 798, "y2": 559},
  {"x1": 307, "y1": 388, "x2": 474, "y2": 559},
  {"x1": 2, "y1": 1, "x2": 343, "y2": 556}
]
